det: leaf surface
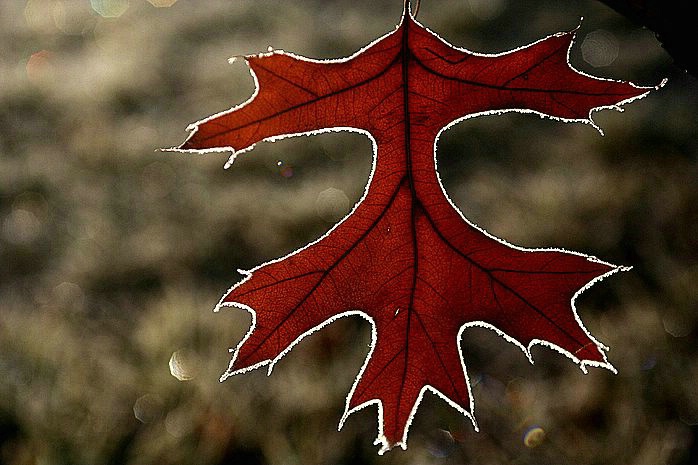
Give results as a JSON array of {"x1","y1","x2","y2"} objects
[{"x1": 178, "y1": 8, "x2": 651, "y2": 453}]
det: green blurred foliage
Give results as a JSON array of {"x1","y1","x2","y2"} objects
[{"x1": 1, "y1": 0, "x2": 696, "y2": 464}]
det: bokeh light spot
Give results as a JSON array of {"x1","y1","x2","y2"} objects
[
  {"x1": 3, "y1": 208, "x2": 42, "y2": 245},
  {"x1": 641, "y1": 355, "x2": 657, "y2": 371},
  {"x1": 90, "y1": 0, "x2": 129, "y2": 18},
  {"x1": 147, "y1": 0, "x2": 178, "y2": 7},
  {"x1": 169, "y1": 349, "x2": 196, "y2": 381},
  {"x1": 276, "y1": 160, "x2": 294, "y2": 178},
  {"x1": 133, "y1": 394, "x2": 163, "y2": 423},
  {"x1": 315, "y1": 187, "x2": 350, "y2": 222},
  {"x1": 24, "y1": 0, "x2": 55, "y2": 31},
  {"x1": 523, "y1": 426, "x2": 546, "y2": 448},
  {"x1": 581, "y1": 29, "x2": 619, "y2": 68},
  {"x1": 663, "y1": 314, "x2": 691, "y2": 338},
  {"x1": 25, "y1": 50, "x2": 54, "y2": 84},
  {"x1": 53, "y1": 282, "x2": 86, "y2": 312},
  {"x1": 165, "y1": 409, "x2": 190, "y2": 438},
  {"x1": 52, "y1": 0, "x2": 95, "y2": 35}
]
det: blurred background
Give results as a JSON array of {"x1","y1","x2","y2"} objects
[{"x1": 1, "y1": 0, "x2": 696, "y2": 464}]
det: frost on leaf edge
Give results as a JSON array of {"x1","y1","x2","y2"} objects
[{"x1": 170, "y1": 6, "x2": 660, "y2": 454}]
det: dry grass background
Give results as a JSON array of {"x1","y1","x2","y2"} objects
[{"x1": 1, "y1": 1, "x2": 697, "y2": 464}]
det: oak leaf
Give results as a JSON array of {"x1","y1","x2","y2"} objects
[{"x1": 176, "y1": 6, "x2": 652, "y2": 453}]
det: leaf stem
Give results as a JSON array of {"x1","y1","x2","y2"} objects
[{"x1": 404, "y1": 0, "x2": 421, "y2": 18}]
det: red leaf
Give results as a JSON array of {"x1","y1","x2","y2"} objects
[{"x1": 176, "y1": 7, "x2": 653, "y2": 453}]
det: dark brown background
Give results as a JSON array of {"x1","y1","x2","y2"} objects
[{"x1": 1, "y1": 1, "x2": 696, "y2": 464}]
